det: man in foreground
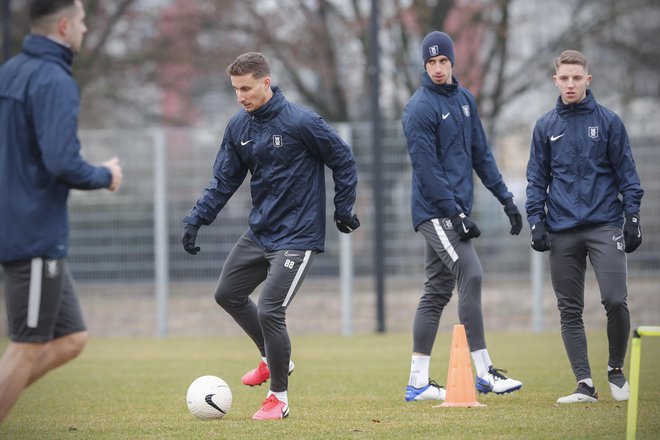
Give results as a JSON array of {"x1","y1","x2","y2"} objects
[
  {"x1": 182, "y1": 52, "x2": 359, "y2": 419},
  {"x1": 0, "y1": 0, "x2": 123, "y2": 423}
]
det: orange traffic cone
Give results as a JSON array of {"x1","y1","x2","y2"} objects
[{"x1": 439, "y1": 324, "x2": 484, "y2": 407}]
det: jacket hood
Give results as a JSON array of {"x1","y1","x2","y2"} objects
[
  {"x1": 556, "y1": 89, "x2": 596, "y2": 118},
  {"x1": 22, "y1": 34, "x2": 74, "y2": 74}
]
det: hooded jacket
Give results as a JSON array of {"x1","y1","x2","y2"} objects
[
  {"x1": 0, "y1": 35, "x2": 111, "y2": 263},
  {"x1": 402, "y1": 73, "x2": 512, "y2": 230},
  {"x1": 526, "y1": 90, "x2": 643, "y2": 232},
  {"x1": 184, "y1": 87, "x2": 357, "y2": 252}
]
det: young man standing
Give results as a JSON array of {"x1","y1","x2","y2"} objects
[
  {"x1": 401, "y1": 31, "x2": 523, "y2": 402},
  {"x1": 182, "y1": 52, "x2": 359, "y2": 420},
  {"x1": 0, "y1": 0, "x2": 123, "y2": 423},
  {"x1": 526, "y1": 50, "x2": 643, "y2": 403}
]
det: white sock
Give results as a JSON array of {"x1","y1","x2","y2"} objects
[
  {"x1": 471, "y1": 349, "x2": 492, "y2": 378},
  {"x1": 578, "y1": 378, "x2": 594, "y2": 387},
  {"x1": 268, "y1": 390, "x2": 288, "y2": 405},
  {"x1": 261, "y1": 356, "x2": 268, "y2": 364},
  {"x1": 409, "y1": 355, "x2": 430, "y2": 388}
]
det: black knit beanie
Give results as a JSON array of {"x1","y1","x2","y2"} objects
[{"x1": 422, "y1": 31, "x2": 455, "y2": 66}]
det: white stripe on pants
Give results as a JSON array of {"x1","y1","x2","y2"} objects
[{"x1": 27, "y1": 257, "x2": 43, "y2": 328}]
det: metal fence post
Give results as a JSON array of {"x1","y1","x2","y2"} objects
[
  {"x1": 531, "y1": 249, "x2": 544, "y2": 332},
  {"x1": 339, "y1": 232, "x2": 353, "y2": 336},
  {"x1": 337, "y1": 123, "x2": 354, "y2": 336},
  {"x1": 153, "y1": 128, "x2": 169, "y2": 338}
]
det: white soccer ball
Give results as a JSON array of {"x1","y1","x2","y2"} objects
[{"x1": 186, "y1": 375, "x2": 232, "y2": 420}]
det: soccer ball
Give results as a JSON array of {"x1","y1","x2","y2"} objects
[{"x1": 186, "y1": 375, "x2": 232, "y2": 420}]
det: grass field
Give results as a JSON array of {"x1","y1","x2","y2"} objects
[{"x1": 1, "y1": 331, "x2": 658, "y2": 439}]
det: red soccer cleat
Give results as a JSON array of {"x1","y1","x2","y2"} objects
[
  {"x1": 242, "y1": 361, "x2": 270, "y2": 386},
  {"x1": 252, "y1": 394, "x2": 289, "y2": 420},
  {"x1": 241, "y1": 360, "x2": 295, "y2": 387}
]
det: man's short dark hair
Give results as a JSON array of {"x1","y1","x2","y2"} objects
[
  {"x1": 226, "y1": 52, "x2": 271, "y2": 78},
  {"x1": 29, "y1": 0, "x2": 76, "y2": 23}
]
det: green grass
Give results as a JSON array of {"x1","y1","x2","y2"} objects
[{"x1": 1, "y1": 332, "x2": 658, "y2": 439}]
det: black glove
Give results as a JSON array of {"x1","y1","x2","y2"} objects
[
  {"x1": 335, "y1": 213, "x2": 360, "y2": 234},
  {"x1": 182, "y1": 224, "x2": 201, "y2": 255},
  {"x1": 503, "y1": 198, "x2": 523, "y2": 235},
  {"x1": 623, "y1": 213, "x2": 642, "y2": 253},
  {"x1": 530, "y1": 222, "x2": 551, "y2": 252},
  {"x1": 452, "y1": 212, "x2": 481, "y2": 241}
]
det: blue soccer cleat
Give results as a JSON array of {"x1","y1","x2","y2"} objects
[
  {"x1": 405, "y1": 380, "x2": 446, "y2": 401},
  {"x1": 476, "y1": 367, "x2": 522, "y2": 395}
]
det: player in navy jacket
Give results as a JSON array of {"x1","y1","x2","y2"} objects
[
  {"x1": 183, "y1": 87, "x2": 357, "y2": 253},
  {"x1": 182, "y1": 52, "x2": 359, "y2": 420},
  {"x1": 0, "y1": 35, "x2": 120, "y2": 263},
  {"x1": 0, "y1": 0, "x2": 122, "y2": 423},
  {"x1": 526, "y1": 50, "x2": 643, "y2": 404},
  {"x1": 402, "y1": 31, "x2": 523, "y2": 402},
  {"x1": 404, "y1": 67, "x2": 513, "y2": 229}
]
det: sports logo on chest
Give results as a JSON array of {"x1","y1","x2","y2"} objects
[
  {"x1": 272, "y1": 135, "x2": 283, "y2": 148},
  {"x1": 588, "y1": 126, "x2": 599, "y2": 139},
  {"x1": 462, "y1": 105, "x2": 470, "y2": 117}
]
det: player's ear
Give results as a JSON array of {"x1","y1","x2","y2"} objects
[{"x1": 57, "y1": 15, "x2": 70, "y2": 39}]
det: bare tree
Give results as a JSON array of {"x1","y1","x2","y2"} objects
[{"x1": 5, "y1": 0, "x2": 655, "y2": 128}]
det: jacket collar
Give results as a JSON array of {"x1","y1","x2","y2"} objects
[
  {"x1": 556, "y1": 89, "x2": 596, "y2": 118},
  {"x1": 22, "y1": 34, "x2": 74, "y2": 74},
  {"x1": 249, "y1": 86, "x2": 285, "y2": 121},
  {"x1": 421, "y1": 72, "x2": 459, "y2": 96}
]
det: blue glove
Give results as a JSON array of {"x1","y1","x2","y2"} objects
[
  {"x1": 335, "y1": 213, "x2": 360, "y2": 234},
  {"x1": 452, "y1": 212, "x2": 481, "y2": 241},
  {"x1": 503, "y1": 198, "x2": 523, "y2": 235},
  {"x1": 623, "y1": 213, "x2": 642, "y2": 253},
  {"x1": 530, "y1": 222, "x2": 551, "y2": 252},
  {"x1": 182, "y1": 224, "x2": 201, "y2": 255}
]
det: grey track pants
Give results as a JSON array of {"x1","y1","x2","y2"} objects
[
  {"x1": 413, "y1": 218, "x2": 486, "y2": 354},
  {"x1": 214, "y1": 234, "x2": 316, "y2": 392},
  {"x1": 548, "y1": 224, "x2": 630, "y2": 381}
]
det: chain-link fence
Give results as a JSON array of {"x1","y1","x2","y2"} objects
[{"x1": 1, "y1": 121, "x2": 658, "y2": 337}]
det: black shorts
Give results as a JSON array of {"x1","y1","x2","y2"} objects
[{"x1": 2, "y1": 258, "x2": 86, "y2": 343}]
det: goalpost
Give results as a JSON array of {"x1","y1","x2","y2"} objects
[{"x1": 626, "y1": 325, "x2": 660, "y2": 440}]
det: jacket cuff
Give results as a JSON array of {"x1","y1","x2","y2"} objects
[{"x1": 183, "y1": 216, "x2": 202, "y2": 228}]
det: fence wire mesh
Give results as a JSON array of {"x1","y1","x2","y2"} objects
[{"x1": 1, "y1": 121, "x2": 658, "y2": 337}]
